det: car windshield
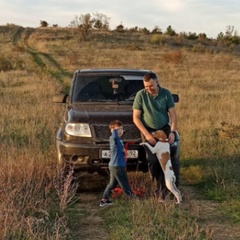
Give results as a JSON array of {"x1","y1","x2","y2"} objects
[{"x1": 72, "y1": 75, "x2": 144, "y2": 102}]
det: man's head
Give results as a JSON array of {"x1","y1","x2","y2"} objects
[{"x1": 143, "y1": 72, "x2": 159, "y2": 95}]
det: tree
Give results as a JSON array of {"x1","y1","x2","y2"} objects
[
  {"x1": 217, "y1": 26, "x2": 240, "y2": 45},
  {"x1": 217, "y1": 32, "x2": 224, "y2": 40},
  {"x1": 151, "y1": 26, "x2": 162, "y2": 34},
  {"x1": 92, "y1": 12, "x2": 110, "y2": 30},
  {"x1": 225, "y1": 25, "x2": 235, "y2": 37},
  {"x1": 128, "y1": 26, "x2": 139, "y2": 33},
  {"x1": 231, "y1": 35, "x2": 240, "y2": 44},
  {"x1": 186, "y1": 32, "x2": 198, "y2": 40},
  {"x1": 115, "y1": 23, "x2": 125, "y2": 32},
  {"x1": 139, "y1": 27, "x2": 150, "y2": 35},
  {"x1": 198, "y1": 33, "x2": 207, "y2": 40},
  {"x1": 165, "y1": 25, "x2": 176, "y2": 36},
  {"x1": 69, "y1": 14, "x2": 94, "y2": 41},
  {"x1": 93, "y1": 19, "x2": 103, "y2": 29},
  {"x1": 40, "y1": 20, "x2": 48, "y2": 27}
]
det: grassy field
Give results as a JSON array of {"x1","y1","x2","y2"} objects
[{"x1": 0, "y1": 24, "x2": 240, "y2": 239}]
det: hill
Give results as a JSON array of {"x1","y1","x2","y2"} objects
[{"x1": 0, "y1": 24, "x2": 240, "y2": 239}]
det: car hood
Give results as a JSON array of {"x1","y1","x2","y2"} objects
[{"x1": 67, "y1": 104, "x2": 133, "y2": 123}]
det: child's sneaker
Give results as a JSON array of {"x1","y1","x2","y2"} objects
[{"x1": 99, "y1": 199, "x2": 113, "y2": 207}]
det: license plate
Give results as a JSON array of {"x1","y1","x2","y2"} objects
[{"x1": 101, "y1": 150, "x2": 138, "y2": 159}]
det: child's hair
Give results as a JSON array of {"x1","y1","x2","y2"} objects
[{"x1": 109, "y1": 120, "x2": 123, "y2": 130}]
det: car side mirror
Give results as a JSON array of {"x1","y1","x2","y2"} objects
[
  {"x1": 172, "y1": 94, "x2": 179, "y2": 103},
  {"x1": 53, "y1": 94, "x2": 69, "y2": 103}
]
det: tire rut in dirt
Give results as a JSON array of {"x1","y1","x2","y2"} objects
[{"x1": 68, "y1": 173, "x2": 110, "y2": 240}]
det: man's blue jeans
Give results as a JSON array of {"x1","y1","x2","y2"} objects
[{"x1": 102, "y1": 166, "x2": 133, "y2": 199}]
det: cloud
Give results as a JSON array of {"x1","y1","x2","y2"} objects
[
  {"x1": 154, "y1": 0, "x2": 186, "y2": 12},
  {"x1": 0, "y1": 0, "x2": 239, "y2": 38}
]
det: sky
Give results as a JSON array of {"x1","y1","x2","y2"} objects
[{"x1": 0, "y1": 0, "x2": 239, "y2": 39}]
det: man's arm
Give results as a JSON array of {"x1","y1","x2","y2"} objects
[
  {"x1": 168, "y1": 107, "x2": 177, "y2": 144},
  {"x1": 168, "y1": 107, "x2": 177, "y2": 131},
  {"x1": 133, "y1": 109, "x2": 156, "y2": 145}
]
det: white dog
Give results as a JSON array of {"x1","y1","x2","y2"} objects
[{"x1": 140, "y1": 130, "x2": 182, "y2": 204}]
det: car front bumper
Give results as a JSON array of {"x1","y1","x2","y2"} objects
[{"x1": 57, "y1": 140, "x2": 148, "y2": 172}]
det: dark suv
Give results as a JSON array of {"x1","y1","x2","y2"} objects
[{"x1": 53, "y1": 68, "x2": 180, "y2": 175}]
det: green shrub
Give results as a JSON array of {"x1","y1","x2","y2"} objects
[{"x1": 149, "y1": 34, "x2": 163, "y2": 45}]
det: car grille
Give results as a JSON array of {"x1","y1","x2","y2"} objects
[{"x1": 93, "y1": 124, "x2": 141, "y2": 141}]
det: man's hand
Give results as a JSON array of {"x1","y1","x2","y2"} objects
[
  {"x1": 168, "y1": 132, "x2": 175, "y2": 144},
  {"x1": 145, "y1": 133, "x2": 156, "y2": 145}
]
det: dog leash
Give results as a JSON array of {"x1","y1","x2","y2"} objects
[{"x1": 124, "y1": 141, "x2": 135, "y2": 161}]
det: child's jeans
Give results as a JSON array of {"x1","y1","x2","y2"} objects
[{"x1": 102, "y1": 166, "x2": 133, "y2": 199}]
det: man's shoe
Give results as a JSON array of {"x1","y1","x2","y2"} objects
[
  {"x1": 157, "y1": 197, "x2": 166, "y2": 203},
  {"x1": 156, "y1": 190, "x2": 167, "y2": 203},
  {"x1": 99, "y1": 199, "x2": 113, "y2": 207}
]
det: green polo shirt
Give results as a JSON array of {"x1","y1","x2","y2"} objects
[{"x1": 132, "y1": 87, "x2": 175, "y2": 130}]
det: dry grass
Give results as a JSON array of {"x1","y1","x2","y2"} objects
[
  {"x1": 0, "y1": 25, "x2": 240, "y2": 239},
  {"x1": 106, "y1": 173, "x2": 214, "y2": 240},
  {"x1": 0, "y1": 68, "x2": 75, "y2": 238}
]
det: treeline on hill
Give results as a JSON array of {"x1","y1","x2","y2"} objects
[
  {"x1": 38, "y1": 12, "x2": 240, "y2": 44},
  {"x1": 3, "y1": 11, "x2": 240, "y2": 43},
  {"x1": 0, "y1": 19, "x2": 240, "y2": 73}
]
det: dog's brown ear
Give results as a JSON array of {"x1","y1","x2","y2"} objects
[
  {"x1": 152, "y1": 132, "x2": 158, "y2": 139},
  {"x1": 161, "y1": 130, "x2": 167, "y2": 138},
  {"x1": 152, "y1": 131, "x2": 157, "y2": 138},
  {"x1": 152, "y1": 130, "x2": 161, "y2": 138}
]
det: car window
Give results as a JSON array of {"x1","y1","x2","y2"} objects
[{"x1": 72, "y1": 75, "x2": 144, "y2": 102}]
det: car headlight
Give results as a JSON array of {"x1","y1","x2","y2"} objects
[{"x1": 65, "y1": 123, "x2": 91, "y2": 137}]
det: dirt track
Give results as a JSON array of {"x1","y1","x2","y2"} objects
[{"x1": 67, "y1": 173, "x2": 110, "y2": 240}]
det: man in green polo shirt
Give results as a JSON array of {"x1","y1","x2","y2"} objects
[{"x1": 133, "y1": 72, "x2": 178, "y2": 201}]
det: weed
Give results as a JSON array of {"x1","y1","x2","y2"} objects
[{"x1": 54, "y1": 166, "x2": 79, "y2": 212}]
